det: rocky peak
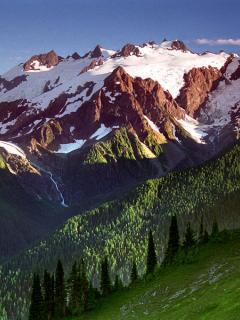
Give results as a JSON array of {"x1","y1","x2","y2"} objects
[
  {"x1": 71, "y1": 52, "x2": 81, "y2": 60},
  {"x1": 176, "y1": 66, "x2": 222, "y2": 117},
  {"x1": 113, "y1": 43, "x2": 142, "y2": 58},
  {"x1": 90, "y1": 45, "x2": 103, "y2": 58},
  {"x1": 23, "y1": 50, "x2": 59, "y2": 71},
  {"x1": 170, "y1": 40, "x2": 189, "y2": 52}
]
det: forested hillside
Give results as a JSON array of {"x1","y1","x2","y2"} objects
[{"x1": 1, "y1": 142, "x2": 240, "y2": 319}]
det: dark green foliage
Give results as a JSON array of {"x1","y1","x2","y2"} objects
[
  {"x1": 85, "y1": 282, "x2": 97, "y2": 311},
  {"x1": 42, "y1": 270, "x2": 53, "y2": 320},
  {"x1": 146, "y1": 230, "x2": 157, "y2": 274},
  {"x1": 68, "y1": 261, "x2": 78, "y2": 312},
  {"x1": 55, "y1": 260, "x2": 66, "y2": 317},
  {"x1": 131, "y1": 261, "x2": 138, "y2": 283},
  {"x1": 183, "y1": 223, "x2": 195, "y2": 250},
  {"x1": 3, "y1": 143, "x2": 240, "y2": 319},
  {"x1": 211, "y1": 220, "x2": 220, "y2": 242},
  {"x1": 164, "y1": 216, "x2": 180, "y2": 265},
  {"x1": 80, "y1": 259, "x2": 89, "y2": 311},
  {"x1": 100, "y1": 257, "x2": 112, "y2": 296},
  {"x1": 198, "y1": 217, "x2": 204, "y2": 243},
  {"x1": 113, "y1": 274, "x2": 123, "y2": 291},
  {"x1": 28, "y1": 273, "x2": 44, "y2": 320},
  {"x1": 203, "y1": 230, "x2": 209, "y2": 243}
]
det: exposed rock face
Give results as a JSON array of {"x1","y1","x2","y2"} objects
[
  {"x1": 176, "y1": 66, "x2": 222, "y2": 116},
  {"x1": 231, "y1": 65, "x2": 240, "y2": 80},
  {"x1": 71, "y1": 52, "x2": 81, "y2": 60},
  {"x1": 90, "y1": 45, "x2": 103, "y2": 58},
  {"x1": 23, "y1": 50, "x2": 59, "y2": 71},
  {"x1": 170, "y1": 40, "x2": 189, "y2": 52},
  {"x1": 80, "y1": 58, "x2": 104, "y2": 74},
  {"x1": 113, "y1": 43, "x2": 141, "y2": 58},
  {"x1": 74, "y1": 66, "x2": 184, "y2": 142},
  {"x1": 0, "y1": 75, "x2": 28, "y2": 92}
]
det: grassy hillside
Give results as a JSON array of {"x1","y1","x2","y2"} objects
[{"x1": 68, "y1": 231, "x2": 240, "y2": 320}]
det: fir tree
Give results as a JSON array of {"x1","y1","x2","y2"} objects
[
  {"x1": 55, "y1": 260, "x2": 66, "y2": 317},
  {"x1": 130, "y1": 260, "x2": 138, "y2": 283},
  {"x1": 211, "y1": 220, "x2": 219, "y2": 240},
  {"x1": 68, "y1": 261, "x2": 78, "y2": 311},
  {"x1": 80, "y1": 259, "x2": 89, "y2": 311},
  {"x1": 42, "y1": 270, "x2": 52, "y2": 320},
  {"x1": 199, "y1": 217, "x2": 204, "y2": 243},
  {"x1": 164, "y1": 215, "x2": 180, "y2": 265},
  {"x1": 28, "y1": 273, "x2": 44, "y2": 320},
  {"x1": 203, "y1": 230, "x2": 209, "y2": 243},
  {"x1": 100, "y1": 257, "x2": 111, "y2": 296},
  {"x1": 183, "y1": 222, "x2": 195, "y2": 250},
  {"x1": 85, "y1": 282, "x2": 97, "y2": 311},
  {"x1": 146, "y1": 230, "x2": 157, "y2": 274}
]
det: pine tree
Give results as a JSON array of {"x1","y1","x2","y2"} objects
[
  {"x1": 203, "y1": 230, "x2": 209, "y2": 243},
  {"x1": 68, "y1": 261, "x2": 78, "y2": 312},
  {"x1": 164, "y1": 215, "x2": 180, "y2": 265},
  {"x1": 80, "y1": 259, "x2": 89, "y2": 311},
  {"x1": 114, "y1": 274, "x2": 123, "y2": 291},
  {"x1": 85, "y1": 282, "x2": 97, "y2": 311},
  {"x1": 211, "y1": 220, "x2": 219, "y2": 241},
  {"x1": 42, "y1": 270, "x2": 52, "y2": 320},
  {"x1": 28, "y1": 273, "x2": 44, "y2": 320},
  {"x1": 146, "y1": 230, "x2": 157, "y2": 274},
  {"x1": 199, "y1": 217, "x2": 204, "y2": 243},
  {"x1": 183, "y1": 222, "x2": 195, "y2": 250},
  {"x1": 55, "y1": 260, "x2": 66, "y2": 317},
  {"x1": 130, "y1": 260, "x2": 138, "y2": 283},
  {"x1": 100, "y1": 257, "x2": 111, "y2": 296}
]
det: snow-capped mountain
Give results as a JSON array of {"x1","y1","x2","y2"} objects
[{"x1": 0, "y1": 39, "x2": 239, "y2": 206}]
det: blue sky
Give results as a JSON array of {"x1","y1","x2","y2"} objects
[{"x1": 0, "y1": 0, "x2": 239, "y2": 73}]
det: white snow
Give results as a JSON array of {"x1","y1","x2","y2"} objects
[
  {"x1": 144, "y1": 115, "x2": 160, "y2": 133},
  {"x1": 0, "y1": 42, "x2": 233, "y2": 136},
  {"x1": 90, "y1": 124, "x2": 113, "y2": 140},
  {"x1": 177, "y1": 115, "x2": 208, "y2": 144},
  {"x1": 27, "y1": 60, "x2": 54, "y2": 72},
  {"x1": 0, "y1": 141, "x2": 26, "y2": 158},
  {"x1": 55, "y1": 139, "x2": 86, "y2": 153}
]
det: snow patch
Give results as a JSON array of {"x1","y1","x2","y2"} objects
[
  {"x1": 55, "y1": 139, "x2": 86, "y2": 153},
  {"x1": 0, "y1": 141, "x2": 26, "y2": 158},
  {"x1": 90, "y1": 124, "x2": 113, "y2": 140},
  {"x1": 144, "y1": 115, "x2": 160, "y2": 133},
  {"x1": 177, "y1": 115, "x2": 208, "y2": 144}
]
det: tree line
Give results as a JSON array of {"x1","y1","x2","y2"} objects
[{"x1": 28, "y1": 215, "x2": 219, "y2": 320}]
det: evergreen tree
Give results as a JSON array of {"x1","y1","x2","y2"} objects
[
  {"x1": 55, "y1": 260, "x2": 66, "y2": 317},
  {"x1": 183, "y1": 222, "x2": 195, "y2": 250},
  {"x1": 211, "y1": 220, "x2": 219, "y2": 240},
  {"x1": 130, "y1": 260, "x2": 138, "y2": 283},
  {"x1": 113, "y1": 274, "x2": 123, "y2": 291},
  {"x1": 100, "y1": 257, "x2": 111, "y2": 296},
  {"x1": 80, "y1": 259, "x2": 89, "y2": 311},
  {"x1": 85, "y1": 282, "x2": 97, "y2": 311},
  {"x1": 68, "y1": 261, "x2": 78, "y2": 311},
  {"x1": 28, "y1": 273, "x2": 44, "y2": 320},
  {"x1": 203, "y1": 230, "x2": 209, "y2": 243},
  {"x1": 164, "y1": 215, "x2": 180, "y2": 265},
  {"x1": 42, "y1": 270, "x2": 52, "y2": 320},
  {"x1": 146, "y1": 230, "x2": 157, "y2": 274},
  {"x1": 199, "y1": 217, "x2": 204, "y2": 243}
]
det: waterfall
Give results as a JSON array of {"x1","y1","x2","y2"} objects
[
  {"x1": 47, "y1": 171, "x2": 68, "y2": 207},
  {"x1": 32, "y1": 163, "x2": 68, "y2": 207}
]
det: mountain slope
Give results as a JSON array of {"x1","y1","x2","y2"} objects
[{"x1": 1, "y1": 141, "x2": 240, "y2": 319}]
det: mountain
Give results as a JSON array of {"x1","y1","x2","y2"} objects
[
  {"x1": 0, "y1": 40, "x2": 239, "y2": 208},
  {"x1": 0, "y1": 39, "x2": 240, "y2": 319}
]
